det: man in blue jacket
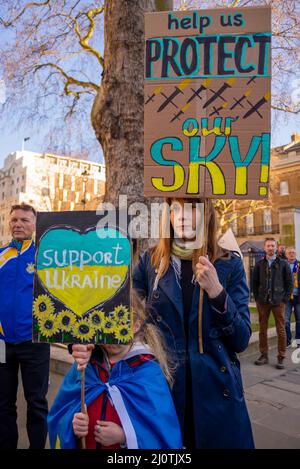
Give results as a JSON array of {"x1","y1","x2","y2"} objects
[{"x1": 0, "y1": 203, "x2": 50, "y2": 449}]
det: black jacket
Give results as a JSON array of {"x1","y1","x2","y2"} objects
[{"x1": 252, "y1": 256, "x2": 293, "y2": 305}]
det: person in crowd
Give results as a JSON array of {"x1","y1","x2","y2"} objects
[
  {"x1": 0, "y1": 203, "x2": 50, "y2": 449},
  {"x1": 278, "y1": 244, "x2": 287, "y2": 260},
  {"x1": 133, "y1": 197, "x2": 254, "y2": 449},
  {"x1": 253, "y1": 238, "x2": 293, "y2": 369},
  {"x1": 285, "y1": 247, "x2": 300, "y2": 348},
  {"x1": 48, "y1": 290, "x2": 182, "y2": 449}
]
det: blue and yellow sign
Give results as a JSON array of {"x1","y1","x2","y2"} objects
[{"x1": 33, "y1": 211, "x2": 132, "y2": 344}]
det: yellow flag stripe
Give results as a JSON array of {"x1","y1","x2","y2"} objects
[{"x1": 0, "y1": 249, "x2": 18, "y2": 269}]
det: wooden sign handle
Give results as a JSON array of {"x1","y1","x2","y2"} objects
[
  {"x1": 198, "y1": 199, "x2": 209, "y2": 354},
  {"x1": 80, "y1": 368, "x2": 86, "y2": 450}
]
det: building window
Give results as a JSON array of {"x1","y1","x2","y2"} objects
[
  {"x1": 279, "y1": 180, "x2": 289, "y2": 195},
  {"x1": 59, "y1": 173, "x2": 64, "y2": 189},
  {"x1": 264, "y1": 209, "x2": 272, "y2": 233},
  {"x1": 230, "y1": 213, "x2": 238, "y2": 235},
  {"x1": 297, "y1": 177, "x2": 300, "y2": 192},
  {"x1": 94, "y1": 179, "x2": 98, "y2": 195},
  {"x1": 246, "y1": 214, "x2": 254, "y2": 235}
]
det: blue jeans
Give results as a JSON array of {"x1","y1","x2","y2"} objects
[{"x1": 285, "y1": 296, "x2": 300, "y2": 345}]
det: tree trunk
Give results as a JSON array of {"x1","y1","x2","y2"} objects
[{"x1": 92, "y1": 0, "x2": 173, "y2": 206}]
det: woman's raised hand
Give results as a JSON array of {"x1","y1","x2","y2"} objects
[{"x1": 195, "y1": 256, "x2": 223, "y2": 298}]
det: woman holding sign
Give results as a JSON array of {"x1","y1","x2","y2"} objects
[{"x1": 133, "y1": 197, "x2": 254, "y2": 449}]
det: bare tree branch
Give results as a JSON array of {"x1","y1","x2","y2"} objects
[
  {"x1": 33, "y1": 62, "x2": 99, "y2": 93},
  {"x1": 60, "y1": 7, "x2": 104, "y2": 67},
  {"x1": 0, "y1": 0, "x2": 51, "y2": 27},
  {"x1": 271, "y1": 104, "x2": 300, "y2": 114}
]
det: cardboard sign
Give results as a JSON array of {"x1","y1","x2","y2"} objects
[
  {"x1": 144, "y1": 6, "x2": 271, "y2": 199},
  {"x1": 33, "y1": 211, "x2": 132, "y2": 344}
]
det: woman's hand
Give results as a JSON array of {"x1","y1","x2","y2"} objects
[
  {"x1": 73, "y1": 411, "x2": 89, "y2": 438},
  {"x1": 195, "y1": 256, "x2": 223, "y2": 298},
  {"x1": 94, "y1": 420, "x2": 126, "y2": 447},
  {"x1": 72, "y1": 344, "x2": 95, "y2": 371}
]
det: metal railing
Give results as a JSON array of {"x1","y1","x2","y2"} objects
[{"x1": 235, "y1": 224, "x2": 280, "y2": 237}]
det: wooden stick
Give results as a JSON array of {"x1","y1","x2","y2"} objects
[
  {"x1": 198, "y1": 199, "x2": 209, "y2": 354},
  {"x1": 80, "y1": 368, "x2": 86, "y2": 450}
]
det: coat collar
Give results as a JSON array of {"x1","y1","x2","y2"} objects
[
  {"x1": 9, "y1": 238, "x2": 34, "y2": 253},
  {"x1": 155, "y1": 260, "x2": 184, "y2": 318}
]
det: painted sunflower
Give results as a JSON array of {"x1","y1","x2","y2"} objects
[
  {"x1": 33, "y1": 295, "x2": 55, "y2": 319},
  {"x1": 57, "y1": 309, "x2": 77, "y2": 332},
  {"x1": 38, "y1": 313, "x2": 60, "y2": 338},
  {"x1": 89, "y1": 310, "x2": 103, "y2": 331},
  {"x1": 72, "y1": 319, "x2": 95, "y2": 341},
  {"x1": 102, "y1": 319, "x2": 117, "y2": 335},
  {"x1": 99, "y1": 310, "x2": 114, "y2": 323},
  {"x1": 113, "y1": 305, "x2": 130, "y2": 325},
  {"x1": 114, "y1": 324, "x2": 133, "y2": 343}
]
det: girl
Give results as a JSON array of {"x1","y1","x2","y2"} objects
[
  {"x1": 47, "y1": 290, "x2": 182, "y2": 449},
  {"x1": 133, "y1": 197, "x2": 254, "y2": 449}
]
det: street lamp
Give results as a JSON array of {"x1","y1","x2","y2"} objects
[{"x1": 81, "y1": 169, "x2": 89, "y2": 210}]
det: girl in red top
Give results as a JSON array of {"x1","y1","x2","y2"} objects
[{"x1": 71, "y1": 291, "x2": 178, "y2": 449}]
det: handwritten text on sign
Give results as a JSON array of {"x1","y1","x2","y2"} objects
[{"x1": 144, "y1": 7, "x2": 271, "y2": 199}]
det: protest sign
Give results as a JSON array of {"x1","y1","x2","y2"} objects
[
  {"x1": 33, "y1": 210, "x2": 132, "y2": 344},
  {"x1": 144, "y1": 6, "x2": 271, "y2": 199}
]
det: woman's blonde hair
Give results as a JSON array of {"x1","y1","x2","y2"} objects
[
  {"x1": 151, "y1": 197, "x2": 222, "y2": 279},
  {"x1": 131, "y1": 289, "x2": 175, "y2": 387}
]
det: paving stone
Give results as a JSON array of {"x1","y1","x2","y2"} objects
[
  {"x1": 252, "y1": 423, "x2": 300, "y2": 449},
  {"x1": 245, "y1": 383, "x2": 300, "y2": 409},
  {"x1": 261, "y1": 378, "x2": 300, "y2": 395}
]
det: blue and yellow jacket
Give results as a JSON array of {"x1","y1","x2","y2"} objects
[{"x1": 0, "y1": 239, "x2": 35, "y2": 344}]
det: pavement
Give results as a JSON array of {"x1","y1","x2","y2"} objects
[
  {"x1": 240, "y1": 346, "x2": 300, "y2": 448},
  {"x1": 16, "y1": 325, "x2": 300, "y2": 449}
]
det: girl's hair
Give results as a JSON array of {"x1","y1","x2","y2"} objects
[
  {"x1": 131, "y1": 289, "x2": 175, "y2": 387},
  {"x1": 151, "y1": 197, "x2": 222, "y2": 279}
]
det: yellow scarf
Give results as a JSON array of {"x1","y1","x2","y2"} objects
[{"x1": 171, "y1": 240, "x2": 194, "y2": 260}]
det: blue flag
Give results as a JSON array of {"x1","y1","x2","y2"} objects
[{"x1": 48, "y1": 358, "x2": 182, "y2": 449}]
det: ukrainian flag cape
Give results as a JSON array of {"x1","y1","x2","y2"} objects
[{"x1": 48, "y1": 352, "x2": 182, "y2": 449}]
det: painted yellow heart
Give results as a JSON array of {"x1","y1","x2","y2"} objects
[{"x1": 36, "y1": 227, "x2": 130, "y2": 317}]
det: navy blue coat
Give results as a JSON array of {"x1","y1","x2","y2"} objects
[{"x1": 133, "y1": 250, "x2": 255, "y2": 449}]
